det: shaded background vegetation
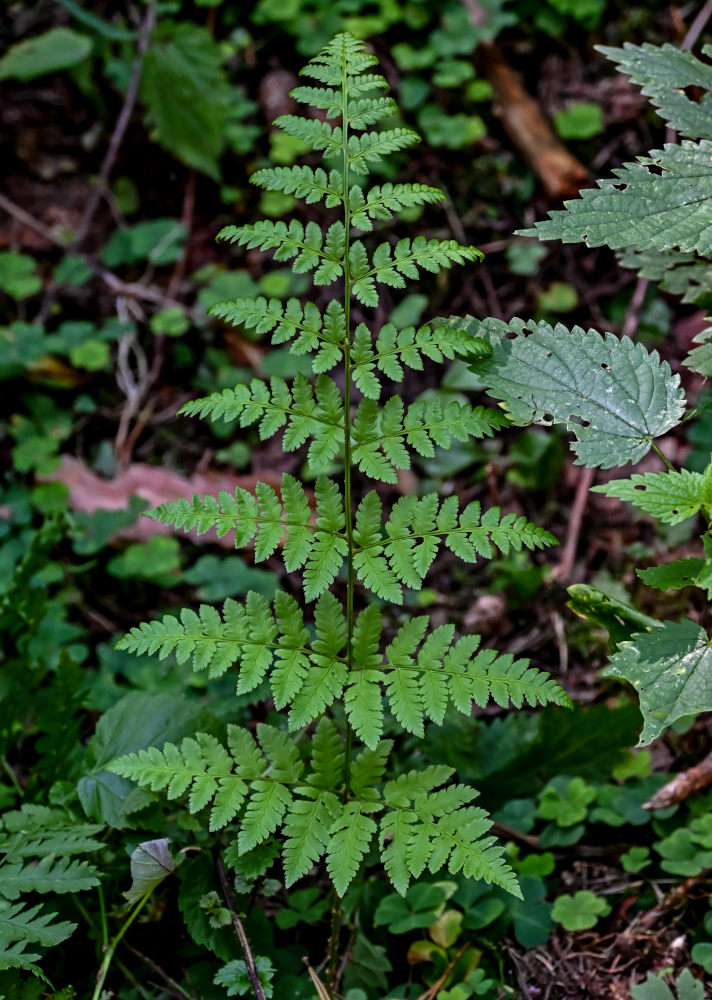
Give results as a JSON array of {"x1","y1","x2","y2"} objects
[{"x1": 3, "y1": 2, "x2": 712, "y2": 998}]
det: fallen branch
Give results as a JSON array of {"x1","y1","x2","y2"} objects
[
  {"x1": 477, "y1": 42, "x2": 589, "y2": 200},
  {"x1": 644, "y1": 748, "x2": 712, "y2": 810}
]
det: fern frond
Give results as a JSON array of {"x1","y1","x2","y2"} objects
[
  {"x1": 351, "y1": 238, "x2": 481, "y2": 306},
  {"x1": 217, "y1": 220, "x2": 345, "y2": 282},
  {"x1": 300, "y1": 32, "x2": 380, "y2": 87},
  {"x1": 289, "y1": 592, "x2": 348, "y2": 729},
  {"x1": 352, "y1": 396, "x2": 506, "y2": 484},
  {"x1": 147, "y1": 472, "x2": 321, "y2": 572},
  {"x1": 350, "y1": 492, "x2": 556, "y2": 598},
  {"x1": 351, "y1": 323, "x2": 485, "y2": 397},
  {"x1": 179, "y1": 374, "x2": 344, "y2": 470},
  {"x1": 0, "y1": 856, "x2": 100, "y2": 901},
  {"x1": 343, "y1": 618, "x2": 569, "y2": 743},
  {"x1": 347, "y1": 96, "x2": 399, "y2": 129},
  {"x1": 303, "y1": 478, "x2": 349, "y2": 601},
  {"x1": 349, "y1": 183, "x2": 444, "y2": 231},
  {"x1": 209, "y1": 297, "x2": 345, "y2": 371},
  {"x1": 282, "y1": 719, "x2": 346, "y2": 884},
  {"x1": 250, "y1": 165, "x2": 343, "y2": 206},
  {"x1": 273, "y1": 116, "x2": 343, "y2": 157},
  {"x1": 327, "y1": 802, "x2": 380, "y2": 896},
  {"x1": 348, "y1": 129, "x2": 420, "y2": 176},
  {"x1": 0, "y1": 901, "x2": 75, "y2": 950},
  {"x1": 381, "y1": 774, "x2": 520, "y2": 896}
]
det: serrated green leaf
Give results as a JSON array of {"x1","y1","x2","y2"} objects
[
  {"x1": 605, "y1": 620, "x2": 712, "y2": 744},
  {"x1": 465, "y1": 316, "x2": 685, "y2": 468}
]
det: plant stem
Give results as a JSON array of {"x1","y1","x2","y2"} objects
[
  {"x1": 328, "y1": 43, "x2": 355, "y2": 994},
  {"x1": 92, "y1": 891, "x2": 153, "y2": 1000},
  {"x1": 651, "y1": 441, "x2": 676, "y2": 473},
  {"x1": 216, "y1": 855, "x2": 267, "y2": 1000},
  {"x1": 0, "y1": 756, "x2": 23, "y2": 798}
]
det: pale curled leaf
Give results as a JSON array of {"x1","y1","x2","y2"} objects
[{"x1": 124, "y1": 838, "x2": 175, "y2": 905}]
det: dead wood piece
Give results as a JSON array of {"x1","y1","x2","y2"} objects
[
  {"x1": 477, "y1": 42, "x2": 589, "y2": 200},
  {"x1": 644, "y1": 748, "x2": 712, "y2": 810}
]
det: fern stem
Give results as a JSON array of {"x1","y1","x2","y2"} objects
[{"x1": 328, "y1": 42, "x2": 355, "y2": 992}]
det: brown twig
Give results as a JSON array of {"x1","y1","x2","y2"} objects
[
  {"x1": 644, "y1": 748, "x2": 712, "y2": 810},
  {"x1": 475, "y1": 41, "x2": 589, "y2": 200},
  {"x1": 682, "y1": 0, "x2": 712, "y2": 52},
  {"x1": 417, "y1": 943, "x2": 469, "y2": 1000},
  {"x1": 621, "y1": 277, "x2": 649, "y2": 339},
  {"x1": 215, "y1": 855, "x2": 268, "y2": 1000},
  {"x1": 73, "y1": 0, "x2": 158, "y2": 249},
  {"x1": 555, "y1": 466, "x2": 595, "y2": 583},
  {"x1": 122, "y1": 941, "x2": 197, "y2": 1000},
  {"x1": 0, "y1": 192, "x2": 68, "y2": 247}
]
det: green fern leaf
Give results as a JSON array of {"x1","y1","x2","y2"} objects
[
  {"x1": 303, "y1": 478, "x2": 348, "y2": 601},
  {"x1": 0, "y1": 856, "x2": 99, "y2": 901},
  {"x1": 326, "y1": 802, "x2": 380, "y2": 896},
  {"x1": 350, "y1": 183, "x2": 444, "y2": 231},
  {"x1": 352, "y1": 396, "x2": 505, "y2": 484},
  {"x1": 209, "y1": 297, "x2": 345, "y2": 372},
  {"x1": 593, "y1": 467, "x2": 712, "y2": 524},
  {"x1": 288, "y1": 593, "x2": 347, "y2": 728},
  {"x1": 381, "y1": 774, "x2": 520, "y2": 896},
  {"x1": 0, "y1": 901, "x2": 75, "y2": 949},
  {"x1": 464, "y1": 316, "x2": 686, "y2": 468},
  {"x1": 348, "y1": 129, "x2": 420, "y2": 175},
  {"x1": 250, "y1": 165, "x2": 343, "y2": 206},
  {"x1": 272, "y1": 115, "x2": 343, "y2": 157},
  {"x1": 283, "y1": 791, "x2": 342, "y2": 886}
]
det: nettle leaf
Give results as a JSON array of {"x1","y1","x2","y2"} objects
[
  {"x1": 594, "y1": 467, "x2": 712, "y2": 524},
  {"x1": 604, "y1": 620, "x2": 712, "y2": 745},
  {"x1": 464, "y1": 316, "x2": 685, "y2": 469},
  {"x1": 597, "y1": 42, "x2": 712, "y2": 140},
  {"x1": 521, "y1": 141, "x2": 712, "y2": 255}
]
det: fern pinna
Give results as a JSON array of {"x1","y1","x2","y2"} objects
[{"x1": 109, "y1": 32, "x2": 569, "y2": 964}]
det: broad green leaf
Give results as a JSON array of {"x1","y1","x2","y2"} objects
[
  {"x1": 594, "y1": 467, "x2": 712, "y2": 524},
  {"x1": 465, "y1": 317, "x2": 685, "y2": 468},
  {"x1": 567, "y1": 584, "x2": 659, "y2": 646},
  {"x1": 605, "y1": 620, "x2": 712, "y2": 744},
  {"x1": 140, "y1": 25, "x2": 227, "y2": 179},
  {"x1": 0, "y1": 28, "x2": 91, "y2": 80},
  {"x1": 521, "y1": 141, "x2": 712, "y2": 255},
  {"x1": 598, "y1": 43, "x2": 712, "y2": 139},
  {"x1": 78, "y1": 692, "x2": 210, "y2": 827}
]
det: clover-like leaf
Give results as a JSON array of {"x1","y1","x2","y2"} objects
[{"x1": 551, "y1": 890, "x2": 611, "y2": 931}]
